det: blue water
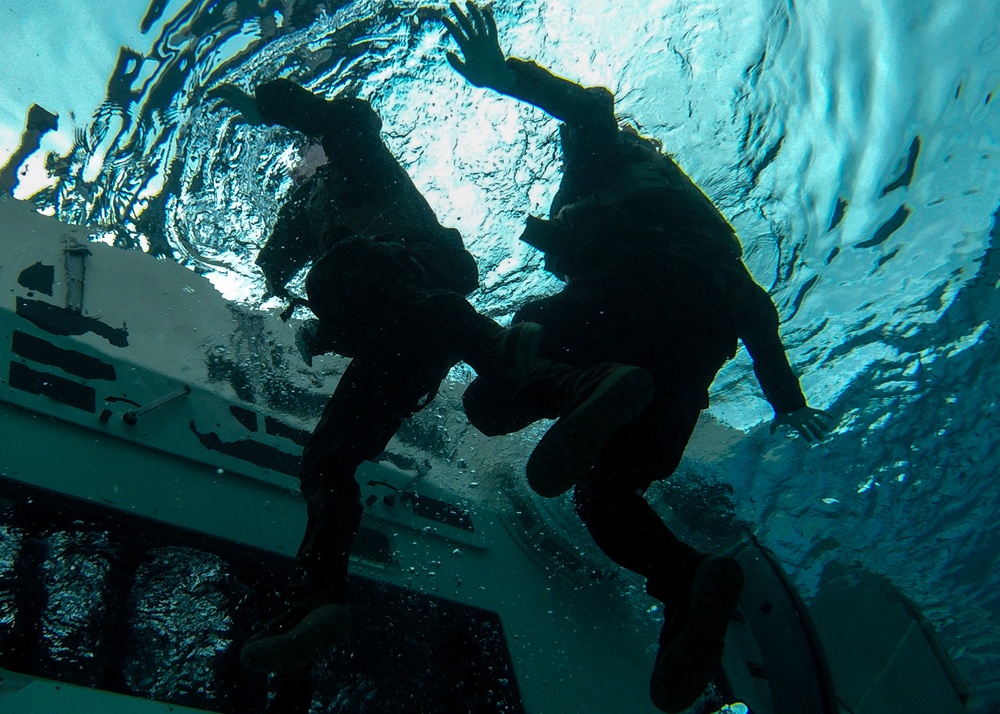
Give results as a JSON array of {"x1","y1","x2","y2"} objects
[{"x1": 2, "y1": 0, "x2": 998, "y2": 709}]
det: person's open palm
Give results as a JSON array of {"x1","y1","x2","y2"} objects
[
  {"x1": 443, "y1": 1, "x2": 514, "y2": 91},
  {"x1": 206, "y1": 84, "x2": 265, "y2": 125},
  {"x1": 770, "y1": 406, "x2": 834, "y2": 443}
]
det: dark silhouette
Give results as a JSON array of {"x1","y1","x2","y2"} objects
[
  {"x1": 209, "y1": 78, "x2": 656, "y2": 675},
  {"x1": 444, "y1": 2, "x2": 833, "y2": 711}
]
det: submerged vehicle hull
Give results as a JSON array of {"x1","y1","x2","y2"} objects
[{"x1": 1, "y1": 197, "x2": 964, "y2": 713}]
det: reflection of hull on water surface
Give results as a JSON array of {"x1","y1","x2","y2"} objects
[{"x1": 0, "y1": 198, "x2": 965, "y2": 713}]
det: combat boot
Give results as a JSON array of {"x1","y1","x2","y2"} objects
[
  {"x1": 526, "y1": 362, "x2": 655, "y2": 497},
  {"x1": 239, "y1": 493, "x2": 358, "y2": 674},
  {"x1": 240, "y1": 596, "x2": 351, "y2": 674},
  {"x1": 647, "y1": 552, "x2": 744, "y2": 712}
]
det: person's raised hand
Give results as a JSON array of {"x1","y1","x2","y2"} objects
[
  {"x1": 770, "y1": 406, "x2": 834, "y2": 443},
  {"x1": 442, "y1": 1, "x2": 515, "y2": 91},
  {"x1": 205, "y1": 83, "x2": 265, "y2": 125}
]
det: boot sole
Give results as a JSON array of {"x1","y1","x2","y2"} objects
[
  {"x1": 649, "y1": 555, "x2": 744, "y2": 712},
  {"x1": 239, "y1": 603, "x2": 351, "y2": 674},
  {"x1": 526, "y1": 365, "x2": 655, "y2": 498}
]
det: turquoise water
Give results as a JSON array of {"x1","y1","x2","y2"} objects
[{"x1": 1, "y1": 0, "x2": 998, "y2": 709}]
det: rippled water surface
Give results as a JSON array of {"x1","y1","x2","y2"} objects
[{"x1": 2, "y1": 0, "x2": 998, "y2": 709}]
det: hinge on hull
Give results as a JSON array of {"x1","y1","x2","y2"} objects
[{"x1": 62, "y1": 237, "x2": 92, "y2": 313}]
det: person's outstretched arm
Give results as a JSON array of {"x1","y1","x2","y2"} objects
[
  {"x1": 443, "y1": 1, "x2": 617, "y2": 139},
  {"x1": 208, "y1": 80, "x2": 335, "y2": 138},
  {"x1": 731, "y1": 266, "x2": 833, "y2": 442},
  {"x1": 208, "y1": 82, "x2": 327, "y2": 299}
]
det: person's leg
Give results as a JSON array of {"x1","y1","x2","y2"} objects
[
  {"x1": 573, "y1": 398, "x2": 743, "y2": 713},
  {"x1": 647, "y1": 553, "x2": 743, "y2": 713},
  {"x1": 306, "y1": 237, "x2": 543, "y2": 381},
  {"x1": 462, "y1": 373, "x2": 549, "y2": 437},
  {"x1": 295, "y1": 345, "x2": 454, "y2": 578},
  {"x1": 413, "y1": 290, "x2": 545, "y2": 380},
  {"x1": 522, "y1": 362, "x2": 655, "y2": 497},
  {"x1": 477, "y1": 287, "x2": 660, "y2": 495},
  {"x1": 572, "y1": 396, "x2": 702, "y2": 580},
  {"x1": 240, "y1": 349, "x2": 453, "y2": 674},
  {"x1": 462, "y1": 355, "x2": 659, "y2": 494}
]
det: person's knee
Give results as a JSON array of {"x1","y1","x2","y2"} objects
[{"x1": 463, "y1": 377, "x2": 537, "y2": 436}]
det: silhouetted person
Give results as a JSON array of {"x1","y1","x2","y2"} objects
[
  {"x1": 444, "y1": 3, "x2": 832, "y2": 711},
  {"x1": 209, "y1": 78, "x2": 655, "y2": 675},
  {"x1": 0, "y1": 105, "x2": 58, "y2": 196}
]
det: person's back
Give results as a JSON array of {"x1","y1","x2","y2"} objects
[
  {"x1": 481, "y1": 50, "x2": 770, "y2": 411},
  {"x1": 553, "y1": 124, "x2": 744, "y2": 266},
  {"x1": 459, "y1": 38, "x2": 813, "y2": 417},
  {"x1": 244, "y1": 80, "x2": 480, "y2": 307},
  {"x1": 514, "y1": 242, "x2": 739, "y2": 405}
]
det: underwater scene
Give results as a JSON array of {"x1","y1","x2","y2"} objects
[{"x1": 0, "y1": 0, "x2": 997, "y2": 712}]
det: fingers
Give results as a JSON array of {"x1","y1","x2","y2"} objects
[
  {"x1": 810, "y1": 410, "x2": 835, "y2": 437},
  {"x1": 445, "y1": 51, "x2": 468, "y2": 78},
  {"x1": 206, "y1": 84, "x2": 257, "y2": 118},
  {"x1": 467, "y1": 0, "x2": 489, "y2": 38},
  {"x1": 442, "y1": 16, "x2": 469, "y2": 52},
  {"x1": 794, "y1": 423, "x2": 816, "y2": 443},
  {"x1": 803, "y1": 416, "x2": 830, "y2": 442},
  {"x1": 777, "y1": 407, "x2": 834, "y2": 443},
  {"x1": 448, "y1": 1, "x2": 494, "y2": 42},
  {"x1": 206, "y1": 83, "x2": 236, "y2": 101},
  {"x1": 809, "y1": 409, "x2": 831, "y2": 423},
  {"x1": 484, "y1": 4, "x2": 498, "y2": 39},
  {"x1": 449, "y1": 1, "x2": 475, "y2": 39}
]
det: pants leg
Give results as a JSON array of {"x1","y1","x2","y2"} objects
[
  {"x1": 573, "y1": 395, "x2": 704, "y2": 602},
  {"x1": 573, "y1": 471, "x2": 693, "y2": 579},
  {"x1": 464, "y1": 351, "x2": 705, "y2": 598},
  {"x1": 463, "y1": 345, "x2": 607, "y2": 436},
  {"x1": 463, "y1": 358, "x2": 640, "y2": 437},
  {"x1": 463, "y1": 374, "x2": 546, "y2": 437},
  {"x1": 294, "y1": 347, "x2": 453, "y2": 601}
]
